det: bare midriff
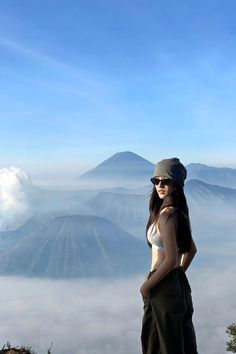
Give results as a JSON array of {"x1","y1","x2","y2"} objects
[{"x1": 151, "y1": 248, "x2": 182, "y2": 271}]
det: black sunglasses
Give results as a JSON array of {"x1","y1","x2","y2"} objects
[{"x1": 150, "y1": 178, "x2": 173, "y2": 186}]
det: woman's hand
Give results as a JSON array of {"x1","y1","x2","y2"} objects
[{"x1": 140, "y1": 282, "x2": 152, "y2": 298}]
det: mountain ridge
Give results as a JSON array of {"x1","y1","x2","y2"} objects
[{"x1": 76, "y1": 151, "x2": 236, "y2": 188}]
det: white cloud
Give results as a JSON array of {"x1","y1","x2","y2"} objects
[
  {"x1": 0, "y1": 167, "x2": 32, "y2": 231},
  {"x1": 0, "y1": 266, "x2": 235, "y2": 354}
]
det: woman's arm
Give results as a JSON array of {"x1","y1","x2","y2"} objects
[
  {"x1": 140, "y1": 209, "x2": 178, "y2": 295},
  {"x1": 180, "y1": 238, "x2": 197, "y2": 271}
]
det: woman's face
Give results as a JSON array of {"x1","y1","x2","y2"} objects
[{"x1": 154, "y1": 176, "x2": 176, "y2": 199}]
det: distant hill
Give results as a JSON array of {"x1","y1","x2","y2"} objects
[
  {"x1": 184, "y1": 179, "x2": 236, "y2": 259},
  {"x1": 0, "y1": 215, "x2": 149, "y2": 278},
  {"x1": 186, "y1": 163, "x2": 236, "y2": 188},
  {"x1": 83, "y1": 191, "x2": 149, "y2": 238},
  {"x1": 185, "y1": 178, "x2": 236, "y2": 201},
  {"x1": 0, "y1": 213, "x2": 53, "y2": 252},
  {"x1": 77, "y1": 151, "x2": 154, "y2": 188}
]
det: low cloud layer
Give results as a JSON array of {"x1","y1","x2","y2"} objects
[
  {"x1": 0, "y1": 167, "x2": 32, "y2": 231},
  {"x1": 0, "y1": 264, "x2": 235, "y2": 354}
]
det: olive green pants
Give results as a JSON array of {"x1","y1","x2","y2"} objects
[{"x1": 141, "y1": 267, "x2": 198, "y2": 354}]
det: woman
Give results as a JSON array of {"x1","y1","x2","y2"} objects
[{"x1": 140, "y1": 157, "x2": 198, "y2": 354}]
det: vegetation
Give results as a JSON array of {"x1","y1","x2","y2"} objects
[
  {"x1": 0, "y1": 342, "x2": 52, "y2": 354},
  {"x1": 226, "y1": 323, "x2": 236, "y2": 353}
]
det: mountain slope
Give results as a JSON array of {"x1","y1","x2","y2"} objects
[
  {"x1": 0, "y1": 213, "x2": 53, "y2": 253},
  {"x1": 77, "y1": 151, "x2": 154, "y2": 187},
  {"x1": 0, "y1": 215, "x2": 149, "y2": 278},
  {"x1": 186, "y1": 163, "x2": 236, "y2": 188},
  {"x1": 184, "y1": 179, "x2": 236, "y2": 253},
  {"x1": 185, "y1": 179, "x2": 236, "y2": 200},
  {"x1": 83, "y1": 191, "x2": 149, "y2": 238}
]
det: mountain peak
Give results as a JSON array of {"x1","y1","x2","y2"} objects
[
  {"x1": 186, "y1": 163, "x2": 208, "y2": 168},
  {"x1": 77, "y1": 151, "x2": 154, "y2": 187},
  {"x1": 97, "y1": 151, "x2": 152, "y2": 166}
]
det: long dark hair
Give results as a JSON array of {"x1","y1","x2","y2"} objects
[{"x1": 146, "y1": 181, "x2": 192, "y2": 253}]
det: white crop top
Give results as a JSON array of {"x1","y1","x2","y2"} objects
[{"x1": 147, "y1": 222, "x2": 165, "y2": 252}]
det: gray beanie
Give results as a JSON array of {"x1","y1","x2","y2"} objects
[{"x1": 152, "y1": 157, "x2": 187, "y2": 187}]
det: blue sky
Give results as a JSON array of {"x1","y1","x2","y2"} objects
[{"x1": 1, "y1": 0, "x2": 236, "y2": 184}]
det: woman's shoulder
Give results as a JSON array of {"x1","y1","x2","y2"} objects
[
  {"x1": 160, "y1": 206, "x2": 176, "y2": 216},
  {"x1": 158, "y1": 206, "x2": 177, "y2": 224}
]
